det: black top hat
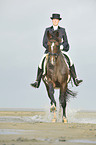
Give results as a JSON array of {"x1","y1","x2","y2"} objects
[{"x1": 50, "y1": 13, "x2": 62, "y2": 20}]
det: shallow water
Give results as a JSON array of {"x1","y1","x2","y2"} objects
[
  {"x1": 69, "y1": 139, "x2": 96, "y2": 144},
  {"x1": 0, "y1": 110, "x2": 96, "y2": 124},
  {"x1": 0, "y1": 129, "x2": 96, "y2": 144},
  {"x1": 0, "y1": 129, "x2": 25, "y2": 135},
  {"x1": 67, "y1": 110, "x2": 96, "y2": 124}
]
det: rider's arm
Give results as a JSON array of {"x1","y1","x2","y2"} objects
[
  {"x1": 61, "y1": 29, "x2": 69, "y2": 52},
  {"x1": 43, "y1": 28, "x2": 48, "y2": 49}
]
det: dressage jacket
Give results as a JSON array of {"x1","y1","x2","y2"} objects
[{"x1": 43, "y1": 26, "x2": 69, "y2": 54}]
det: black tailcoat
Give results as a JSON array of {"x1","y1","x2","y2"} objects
[{"x1": 43, "y1": 26, "x2": 69, "y2": 53}]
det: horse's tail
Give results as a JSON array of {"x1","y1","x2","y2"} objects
[{"x1": 66, "y1": 88, "x2": 77, "y2": 101}]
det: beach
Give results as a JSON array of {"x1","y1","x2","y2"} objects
[{"x1": 0, "y1": 110, "x2": 96, "y2": 145}]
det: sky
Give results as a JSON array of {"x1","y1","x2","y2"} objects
[{"x1": 0, "y1": 0, "x2": 96, "y2": 111}]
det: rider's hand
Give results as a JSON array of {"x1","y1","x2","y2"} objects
[{"x1": 60, "y1": 45, "x2": 64, "y2": 50}]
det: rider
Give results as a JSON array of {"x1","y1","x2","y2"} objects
[{"x1": 31, "y1": 13, "x2": 83, "y2": 88}]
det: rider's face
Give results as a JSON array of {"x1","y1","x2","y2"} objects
[{"x1": 52, "y1": 19, "x2": 59, "y2": 26}]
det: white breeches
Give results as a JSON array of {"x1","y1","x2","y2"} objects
[
  {"x1": 39, "y1": 52, "x2": 73, "y2": 74},
  {"x1": 61, "y1": 51, "x2": 73, "y2": 66},
  {"x1": 39, "y1": 54, "x2": 47, "y2": 69}
]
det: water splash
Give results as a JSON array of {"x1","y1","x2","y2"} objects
[{"x1": 0, "y1": 108, "x2": 96, "y2": 124}]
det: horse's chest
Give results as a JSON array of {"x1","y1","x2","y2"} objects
[{"x1": 47, "y1": 65, "x2": 58, "y2": 80}]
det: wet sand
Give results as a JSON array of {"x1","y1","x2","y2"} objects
[{"x1": 0, "y1": 111, "x2": 96, "y2": 145}]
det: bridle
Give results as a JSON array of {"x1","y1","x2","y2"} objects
[{"x1": 48, "y1": 39, "x2": 60, "y2": 64}]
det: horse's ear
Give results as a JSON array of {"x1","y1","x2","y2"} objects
[{"x1": 47, "y1": 31, "x2": 52, "y2": 40}]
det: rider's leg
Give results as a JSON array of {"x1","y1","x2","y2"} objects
[
  {"x1": 61, "y1": 51, "x2": 83, "y2": 86},
  {"x1": 30, "y1": 67, "x2": 43, "y2": 88},
  {"x1": 30, "y1": 54, "x2": 46, "y2": 88}
]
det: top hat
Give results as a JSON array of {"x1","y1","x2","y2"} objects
[{"x1": 50, "y1": 13, "x2": 62, "y2": 20}]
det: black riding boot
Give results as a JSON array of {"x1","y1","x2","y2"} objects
[
  {"x1": 30, "y1": 67, "x2": 43, "y2": 88},
  {"x1": 70, "y1": 64, "x2": 83, "y2": 86}
]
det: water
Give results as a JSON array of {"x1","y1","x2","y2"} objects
[
  {"x1": 69, "y1": 139, "x2": 96, "y2": 144},
  {"x1": 67, "y1": 109, "x2": 96, "y2": 124},
  {"x1": 0, "y1": 128, "x2": 96, "y2": 144},
  {"x1": 0, "y1": 130, "x2": 96, "y2": 145},
  {"x1": 0, "y1": 109, "x2": 96, "y2": 124},
  {"x1": 0, "y1": 109, "x2": 96, "y2": 144}
]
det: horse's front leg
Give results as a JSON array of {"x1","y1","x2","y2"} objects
[
  {"x1": 47, "y1": 83, "x2": 56, "y2": 107},
  {"x1": 48, "y1": 83, "x2": 57, "y2": 122},
  {"x1": 59, "y1": 83, "x2": 68, "y2": 123},
  {"x1": 43, "y1": 78, "x2": 56, "y2": 107}
]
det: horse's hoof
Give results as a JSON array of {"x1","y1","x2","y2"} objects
[
  {"x1": 62, "y1": 117, "x2": 68, "y2": 123},
  {"x1": 52, "y1": 118, "x2": 57, "y2": 123}
]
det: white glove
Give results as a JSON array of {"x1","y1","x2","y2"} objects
[{"x1": 60, "y1": 45, "x2": 63, "y2": 50}]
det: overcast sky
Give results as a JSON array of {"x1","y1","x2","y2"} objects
[{"x1": 0, "y1": 0, "x2": 96, "y2": 111}]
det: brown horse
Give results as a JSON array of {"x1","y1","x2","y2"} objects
[{"x1": 42, "y1": 30, "x2": 76, "y2": 122}]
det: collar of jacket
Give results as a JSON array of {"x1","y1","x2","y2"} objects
[{"x1": 50, "y1": 26, "x2": 61, "y2": 30}]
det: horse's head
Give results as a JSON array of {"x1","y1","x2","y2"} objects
[{"x1": 47, "y1": 30, "x2": 61, "y2": 65}]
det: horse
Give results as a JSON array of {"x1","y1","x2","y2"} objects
[{"x1": 42, "y1": 30, "x2": 76, "y2": 122}]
